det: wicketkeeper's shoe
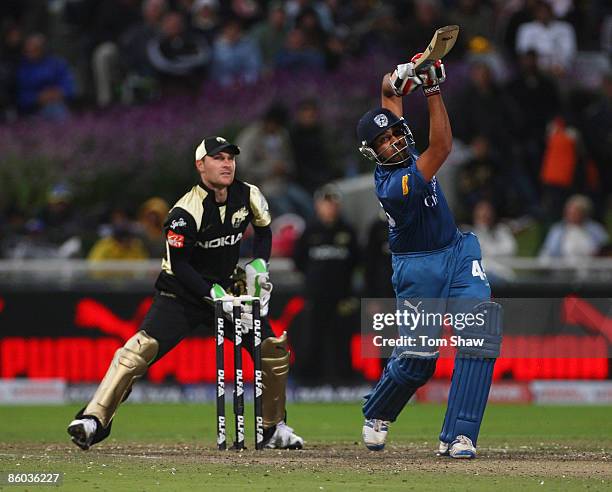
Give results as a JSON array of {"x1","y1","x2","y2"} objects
[
  {"x1": 362, "y1": 418, "x2": 389, "y2": 451},
  {"x1": 449, "y1": 435, "x2": 476, "y2": 459},
  {"x1": 264, "y1": 421, "x2": 304, "y2": 450},
  {"x1": 437, "y1": 441, "x2": 450, "y2": 456},
  {"x1": 67, "y1": 418, "x2": 97, "y2": 450}
]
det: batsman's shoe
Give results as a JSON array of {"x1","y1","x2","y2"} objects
[
  {"x1": 67, "y1": 418, "x2": 97, "y2": 450},
  {"x1": 264, "y1": 421, "x2": 304, "y2": 450},
  {"x1": 437, "y1": 441, "x2": 450, "y2": 456},
  {"x1": 449, "y1": 435, "x2": 476, "y2": 459},
  {"x1": 362, "y1": 419, "x2": 389, "y2": 451}
]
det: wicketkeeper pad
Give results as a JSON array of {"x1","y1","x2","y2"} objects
[
  {"x1": 83, "y1": 330, "x2": 159, "y2": 427},
  {"x1": 261, "y1": 332, "x2": 290, "y2": 428}
]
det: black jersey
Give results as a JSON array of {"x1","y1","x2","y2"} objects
[
  {"x1": 293, "y1": 217, "x2": 360, "y2": 299},
  {"x1": 155, "y1": 180, "x2": 271, "y2": 305}
]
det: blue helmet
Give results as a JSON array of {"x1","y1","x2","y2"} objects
[{"x1": 356, "y1": 108, "x2": 415, "y2": 165}]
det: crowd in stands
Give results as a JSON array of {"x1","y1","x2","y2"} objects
[{"x1": 1, "y1": 0, "x2": 611, "y2": 268}]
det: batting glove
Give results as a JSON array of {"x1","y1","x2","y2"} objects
[
  {"x1": 411, "y1": 53, "x2": 445, "y2": 97},
  {"x1": 389, "y1": 61, "x2": 423, "y2": 97}
]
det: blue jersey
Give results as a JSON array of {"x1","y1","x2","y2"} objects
[{"x1": 375, "y1": 156, "x2": 457, "y2": 253}]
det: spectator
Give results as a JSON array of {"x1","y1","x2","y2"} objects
[
  {"x1": 364, "y1": 210, "x2": 394, "y2": 298},
  {"x1": 16, "y1": 33, "x2": 75, "y2": 120},
  {"x1": 401, "y1": 0, "x2": 448, "y2": 56},
  {"x1": 539, "y1": 195, "x2": 608, "y2": 260},
  {"x1": 137, "y1": 197, "x2": 169, "y2": 258},
  {"x1": 210, "y1": 18, "x2": 261, "y2": 86},
  {"x1": 289, "y1": 98, "x2": 338, "y2": 194},
  {"x1": 448, "y1": 0, "x2": 495, "y2": 56},
  {"x1": 580, "y1": 71, "x2": 612, "y2": 214},
  {"x1": 36, "y1": 184, "x2": 83, "y2": 257},
  {"x1": 0, "y1": 21, "x2": 22, "y2": 120},
  {"x1": 275, "y1": 27, "x2": 325, "y2": 72},
  {"x1": 88, "y1": 207, "x2": 148, "y2": 261},
  {"x1": 221, "y1": 0, "x2": 264, "y2": 28},
  {"x1": 451, "y1": 60, "x2": 519, "y2": 149},
  {"x1": 236, "y1": 104, "x2": 313, "y2": 218},
  {"x1": 506, "y1": 50, "x2": 561, "y2": 187},
  {"x1": 516, "y1": 0, "x2": 577, "y2": 76},
  {"x1": 285, "y1": 1, "x2": 335, "y2": 33},
  {"x1": 292, "y1": 184, "x2": 360, "y2": 385},
  {"x1": 295, "y1": 7, "x2": 327, "y2": 51},
  {"x1": 147, "y1": 11, "x2": 210, "y2": 94},
  {"x1": 455, "y1": 136, "x2": 507, "y2": 222},
  {"x1": 539, "y1": 116, "x2": 585, "y2": 221},
  {"x1": 2, "y1": 184, "x2": 86, "y2": 259},
  {"x1": 88, "y1": 223, "x2": 149, "y2": 261},
  {"x1": 468, "y1": 200, "x2": 517, "y2": 257},
  {"x1": 191, "y1": 0, "x2": 221, "y2": 45},
  {"x1": 250, "y1": 2, "x2": 288, "y2": 70},
  {"x1": 90, "y1": 0, "x2": 141, "y2": 107},
  {"x1": 119, "y1": 0, "x2": 168, "y2": 90},
  {"x1": 500, "y1": 0, "x2": 538, "y2": 59}
]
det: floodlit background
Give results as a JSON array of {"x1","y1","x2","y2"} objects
[{"x1": 0, "y1": 0, "x2": 611, "y2": 404}]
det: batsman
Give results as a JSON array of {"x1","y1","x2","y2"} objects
[
  {"x1": 357, "y1": 31, "x2": 502, "y2": 458},
  {"x1": 67, "y1": 136, "x2": 304, "y2": 450}
]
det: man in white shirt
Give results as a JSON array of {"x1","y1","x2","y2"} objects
[{"x1": 516, "y1": 0, "x2": 576, "y2": 75}]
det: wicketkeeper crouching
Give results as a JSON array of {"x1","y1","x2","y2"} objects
[{"x1": 67, "y1": 136, "x2": 304, "y2": 451}]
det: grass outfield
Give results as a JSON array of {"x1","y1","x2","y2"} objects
[{"x1": 0, "y1": 403, "x2": 610, "y2": 491}]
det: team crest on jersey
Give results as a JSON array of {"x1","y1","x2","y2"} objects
[
  {"x1": 231, "y1": 207, "x2": 249, "y2": 228},
  {"x1": 167, "y1": 230, "x2": 184, "y2": 248},
  {"x1": 374, "y1": 114, "x2": 388, "y2": 127}
]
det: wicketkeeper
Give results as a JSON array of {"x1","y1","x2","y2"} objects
[{"x1": 67, "y1": 136, "x2": 304, "y2": 450}]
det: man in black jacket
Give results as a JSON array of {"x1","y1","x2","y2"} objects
[{"x1": 293, "y1": 184, "x2": 360, "y2": 384}]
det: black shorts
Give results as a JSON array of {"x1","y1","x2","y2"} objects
[{"x1": 140, "y1": 292, "x2": 275, "y2": 362}]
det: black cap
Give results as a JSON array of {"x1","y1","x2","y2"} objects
[
  {"x1": 195, "y1": 136, "x2": 240, "y2": 160},
  {"x1": 356, "y1": 108, "x2": 402, "y2": 146}
]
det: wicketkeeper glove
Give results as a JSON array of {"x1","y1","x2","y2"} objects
[
  {"x1": 210, "y1": 283, "x2": 253, "y2": 334},
  {"x1": 245, "y1": 258, "x2": 273, "y2": 317}
]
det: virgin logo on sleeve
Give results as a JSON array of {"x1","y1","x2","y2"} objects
[
  {"x1": 167, "y1": 230, "x2": 185, "y2": 248},
  {"x1": 170, "y1": 218, "x2": 187, "y2": 230}
]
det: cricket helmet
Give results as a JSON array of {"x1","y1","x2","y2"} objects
[{"x1": 356, "y1": 108, "x2": 415, "y2": 165}]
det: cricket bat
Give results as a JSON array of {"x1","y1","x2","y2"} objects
[{"x1": 412, "y1": 25, "x2": 460, "y2": 72}]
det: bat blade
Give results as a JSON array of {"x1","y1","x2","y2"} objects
[{"x1": 413, "y1": 25, "x2": 460, "y2": 72}]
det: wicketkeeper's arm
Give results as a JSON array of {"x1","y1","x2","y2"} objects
[{"x1": 252, "y1": 225, "x2": 272, "y2": 262}]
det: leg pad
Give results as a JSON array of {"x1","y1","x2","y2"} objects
[
  {"x1": 439, "y1": 357, "x2": 495, "y2": 445},
  {"x1": 261, "y1": 332, "x2": 290, "y2": 428},
  {"x1": 83, "y1": 330, "x2": 158, "y2": 427}
]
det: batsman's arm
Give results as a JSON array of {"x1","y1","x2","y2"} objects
[
  {"x1": 416, "y1": 93, "x2": 452, "y2": 182},
  {"x1": 381, "y1": 72, "x2": 403, "y2": 118}
]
